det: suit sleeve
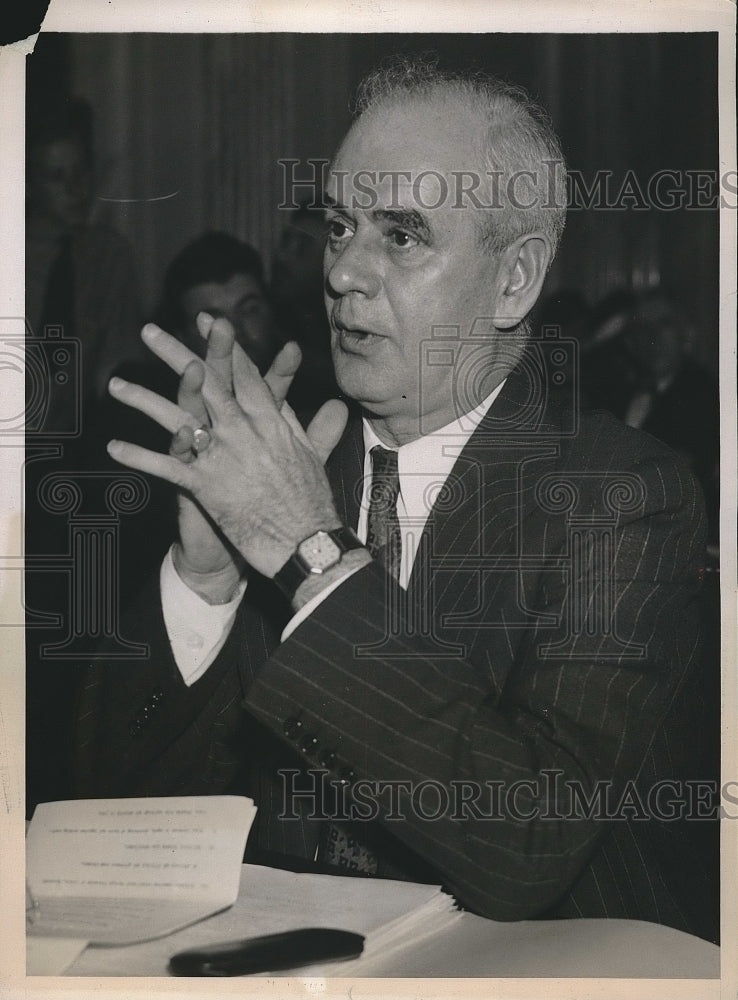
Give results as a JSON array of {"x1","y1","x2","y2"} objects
[
  {"x1": 242, "y1": 446, "x2": 707, "y2": 920},
  {"x1": 73, "y1": 571, "x2": 278, "y2": 799}
]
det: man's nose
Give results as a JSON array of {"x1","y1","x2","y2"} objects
[{"x1": 325, "y1": 235, "x2": 381, "y2": 299}]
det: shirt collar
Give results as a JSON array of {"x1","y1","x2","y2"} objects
[{"x1": 362, "y1": 380, "x2": 506, "y2": 523}]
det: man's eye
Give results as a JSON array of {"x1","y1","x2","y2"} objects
[
  {"x1": 326, "y1": 218, "x2": 352, "y2": 243},
  {"x1": 389, "y1": 229, "x2": 419, "y2": 249}
]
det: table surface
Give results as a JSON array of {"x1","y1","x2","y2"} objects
[{"x1": 30, "y1": 864, "x2": 720, "y2": 980}]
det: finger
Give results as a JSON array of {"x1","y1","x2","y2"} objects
[
  {"x1": 280, "y1": 399, "x2": 309, "y2": 441},
  {"x1": 230, "y1": 339, "x2": 283, "y2": 418},
  {"x1": 306, "y1": 399, "x2": 349, "y2": 464},
  {"x1": 199, "y1": 310, "x2": 259, "y2": 402},
  {"x1": 195, "y1": 311, "x2": 215, "y2": 340},
  {"x1": 205, "y1": 316, "x2": 236, "y2": 391},
  {"x1": 177, "y1": 360, "x2": 209, "y2": 423},
  {"x1": 170, "y1": 425, "x2": 196, "y2": 464},
  {"x1": 141, "y1": 323, "x2": 202, "y2": 376},
  {"x1": 142, "y1": 323, "x2": 231, "y2": 419},
  {"x1": 108, "y1": 439, "x2": 189, "y2": 487},
  {"x1": 263, "y1": 341, "x2": 302, "y2": 408},
  {"x1": 109, "y1": 376, "x2": 197, "y2": 435}
]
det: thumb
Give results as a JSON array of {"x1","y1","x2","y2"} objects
[{"x1": 306, "y1": 399, "x2": 348, "y2": 464}]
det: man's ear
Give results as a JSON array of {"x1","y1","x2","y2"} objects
[{"x1": 492, "y1": 233, "x2": 552, "y2": 330}]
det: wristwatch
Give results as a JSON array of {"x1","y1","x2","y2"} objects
[{"x1": 273, "y1": 526, "x2": 365, "y2": 600}]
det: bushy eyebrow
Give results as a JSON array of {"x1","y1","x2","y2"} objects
[
  {"x1": 323, "y1": 195, "x2": 433, "y2": 242},
  {"x1": 372, "y1": 208, "x2": 431, "y2": 241}
]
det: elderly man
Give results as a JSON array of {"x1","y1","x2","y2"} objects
[{"x1": 75, "y1": 61, "x2": 714, "y2": 940}]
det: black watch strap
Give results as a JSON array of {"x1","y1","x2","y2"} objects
[{"x1": 273, "y1": 526, "x2": 364, "y2": 600}]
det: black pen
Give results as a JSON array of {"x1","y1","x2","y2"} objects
[{"x1": 169, "y1": 927, "x2": 364, "y2": 977}]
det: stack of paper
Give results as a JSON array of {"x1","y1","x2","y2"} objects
[
  {"x1": 210, "y1": 863, "x2": 461, "y2": 977},
  {"x1": 310, "y1": 880, "x2": 461, "y2": 976},
  {"x1": 26, "y1": 795, "x2": 257, "y2": 945},
  {"x1": 26, "y1": 796, "x2": 462, "y2": 977}
]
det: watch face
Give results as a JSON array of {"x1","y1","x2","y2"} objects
[{"x1": 297, "y1": 531, "x2": 342, "y2": 573}]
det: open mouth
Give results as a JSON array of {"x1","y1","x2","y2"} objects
[{"x1": 333, "y1": 320, "x2": 383, "y2": 352}]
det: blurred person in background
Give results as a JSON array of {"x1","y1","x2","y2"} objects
[
  {"x1": 583, "y1": 288, "x2": 719, "y2": 544},
  {"x1": 26, "y1": 94, "x2": 143, "y2": 451},
  {"x1": 157, "y1": 231, "x2": 283, "y2": 375}
]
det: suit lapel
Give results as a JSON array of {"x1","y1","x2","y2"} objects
[
  {"x1": 324, "y1": 360, "x2": 564, "y2": 590},
  {"x1": 409, "y1": 363, "x2": 563, "y2": 587}
]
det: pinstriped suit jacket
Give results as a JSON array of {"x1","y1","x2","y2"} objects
[{"x1": 75, "y1": 362, "x2": 716, "y2": 939}]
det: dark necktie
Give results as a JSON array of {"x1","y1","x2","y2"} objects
[
  {"x1": 319, "y1": 445, "x2": 402, "y2": 875},
  {"x1": 365, "y1": 445, "x2": 402, "y2": 582}
]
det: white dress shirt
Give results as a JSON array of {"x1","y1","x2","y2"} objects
[{"x1": 163, "y1": 381, "x2": 505, "y2": 684}]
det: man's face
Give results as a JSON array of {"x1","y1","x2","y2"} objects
[
  {"x1": 28, "y1": 138, "x2": 92, "y2": 230},
  {"x1": 324, "y1": 97, "x2": 510, "y2": 437},
  {"x1": 181, "y1": 273, "x2": 278, "y2": 372}
]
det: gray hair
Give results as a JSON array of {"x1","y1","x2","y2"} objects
[{"x1": 354, "y1": 55, "x2": 568, "y2": 261}]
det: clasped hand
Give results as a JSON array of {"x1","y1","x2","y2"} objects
[{"x1": 107, "y1": 319, "x2": 348, "y2": 582}]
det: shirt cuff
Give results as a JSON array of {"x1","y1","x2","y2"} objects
[
  {"x1": 280, "y1": 564, "x2": 365, "y2": 642},
  {"x1": 160, "y1": 546, "x2": 247, "y2": 687}
]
